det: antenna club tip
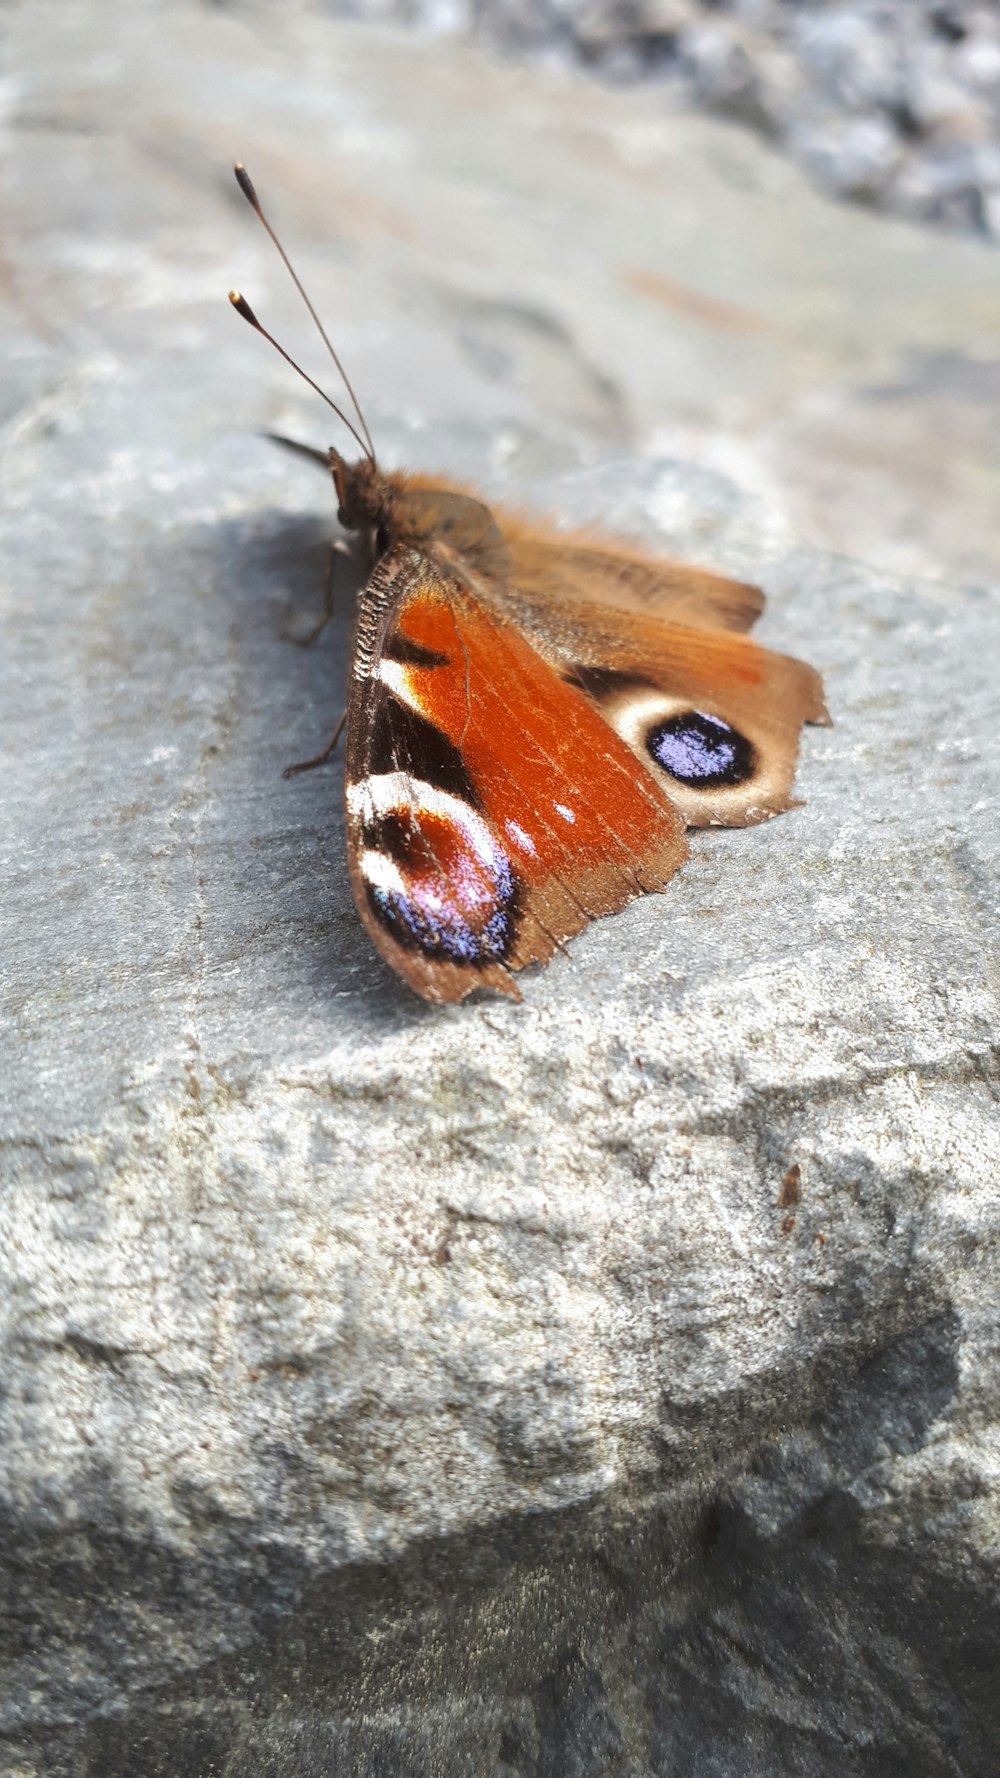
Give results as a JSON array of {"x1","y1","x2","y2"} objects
[
  {"x1": 229, "y1": 290, "x2": 258, "y2": 325},
  {"x1": 233, "y1": 162, "x2": 261, "y2": 209}
]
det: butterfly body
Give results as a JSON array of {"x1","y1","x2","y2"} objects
[
  {"x1": 326, "y1": 451, "x2": 829, "y2": 1003},
  {"x1": 227, "y1": 163, "x2": 827, "y2": 1005}
]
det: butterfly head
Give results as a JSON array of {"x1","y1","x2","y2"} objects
[{"x1": 330, "y1": 450, "x2": 392, "y2": 538}]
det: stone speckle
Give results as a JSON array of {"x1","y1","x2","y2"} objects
[{"x1": 1, "y1": 4, "x2": 999, "y2": 1774}]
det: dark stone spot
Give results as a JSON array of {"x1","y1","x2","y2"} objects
[
  {"x1": 930, "y1": 6, "x2": 966, "y2": 43},
  {"x1": 779, "y1": 1163, "x2": 802, "y2": 1209},
  {"x1": 647, "y1": 711, "x2": 755, "y2": 788}
]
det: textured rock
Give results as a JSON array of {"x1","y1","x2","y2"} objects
[
  {"x1": 789, "y1": 110, "x2": 903, "y2": 200},
  {"x1": 2, "y1": 4, "x2": 1000, "y2": 1774},
  {"x1": 322, "y1": 0, "x2": 1000, "y2": 237}
]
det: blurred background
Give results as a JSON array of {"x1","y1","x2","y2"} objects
[
  {"x1": 330, "y1": 0, "x2": 1000, "y2": 238},
  {"x1": 3, "y1": 0, "x2": 999, "y2": 590}
]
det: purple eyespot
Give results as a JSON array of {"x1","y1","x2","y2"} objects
[
  {"x1": 356, "y1": 778, "x2": 518, "y2": 966},
  {"x1": 647, "y1": 711, "x2": 754, "y2": 788}
]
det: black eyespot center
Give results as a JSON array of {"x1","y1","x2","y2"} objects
[{"x1": 647, "y1": 711, "x2": 755, "y2": 788}]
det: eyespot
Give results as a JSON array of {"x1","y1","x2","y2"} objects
[
  {"x1": 352, "y1": 776, "x2": 517, "y2": 965},
  {"x1": 647, "y1": 711, "x2": 755, "y2": 788}
]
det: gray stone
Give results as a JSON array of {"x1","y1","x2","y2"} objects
[
  {"x1": 955, "y1": 29, "x2": 1000, "y2": 102},
  {"x1": 2, "y1": 4, "x2": 1000, "y2": 1775},
  {"x1": 891, "y1": 138, "x2": 1000, "y2": 225},
  {"x1": 984, "y1": 187, "x2": 1000, "y2": 236},
  {"x1": 789, "y1": 110, "x2": 902, "y2": 199},
  {"x1": 905, "y1": 36, "x2": 995, "y2": 138},
  {"x1": 793, "y1": 7, "x2": 904, "y2": 115},
  {"x1": 314, "y1": 0, "x2": 1000, "y2": 238},
  {"x1": 678, "y1": 22, "x2": 763, "y2": 120}
]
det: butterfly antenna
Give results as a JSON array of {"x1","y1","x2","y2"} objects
[
  {"x1": 233, "y1": 162, "x2": 377, "y2": 462},
  {"x1": 228, "y1": 291, "x2": 373, "y2": 460}
]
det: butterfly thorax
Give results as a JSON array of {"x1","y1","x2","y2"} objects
[{"x1": 332, "y1": 452, "x2": 511, "y2": 588}]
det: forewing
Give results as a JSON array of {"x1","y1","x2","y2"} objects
[
  {"x1": 497, "y1": 512, "x2": 766, "y2": 633},
  {"x1": 393, "y1": 473, "x2": 765, "y2": 632},
  {"x1": 344, "y1": 546, "x2": 688, "y2": 1003}
]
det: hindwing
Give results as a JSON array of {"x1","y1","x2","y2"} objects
[{"x1": 494, "y1": 588, "x2": 831, "y2": 829}]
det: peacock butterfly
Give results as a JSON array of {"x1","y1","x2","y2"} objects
[{"x1": 230, "y1": 165, "x2": 830, "y2": 1004}]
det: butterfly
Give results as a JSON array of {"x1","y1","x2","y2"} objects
[{"x1": 230, "y1": 166, "x2": 830, "y2": 1004}]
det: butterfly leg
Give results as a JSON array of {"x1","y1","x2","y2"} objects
[
  {"x1": 283, "y1": 711, "x2": 347, "y2": 780},
  {"x1": 292, "y1": 541, "x2": 348, "y2": 647}
]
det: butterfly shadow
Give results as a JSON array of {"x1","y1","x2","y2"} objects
[{"x1": 205, "y1": 506, "x2": 443, "y2": 1032}]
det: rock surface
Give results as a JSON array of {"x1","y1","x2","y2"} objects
[
  {"x1": 2, "y1": 4, "x2": 1000, "y2": 1774},
  {"x1": 325, "y1": 0, "x2": 1000, "y2": 239}
]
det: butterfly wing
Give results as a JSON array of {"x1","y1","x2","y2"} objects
[
  {"x1": 481, "y1": 562, "x2": 830, "y2": 831},
  {"x1": 344, "y1": 545, "x2": 689, "y2": 1003},
  {"x1": 269, "y1": 450, "x2": 765, "y2": 630},
  {"x1": 501, "y1": 522, "x2": 766, "y2": 633},
  {"x1": 397, "y1": 474, "x2": 766, "y2": 632}
]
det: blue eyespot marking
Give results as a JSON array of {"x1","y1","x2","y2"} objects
[
  {"x1": 369, "y1": 816, "x2": 515, "y2": 963},
  {"x1": 647, "y1": 711, "x2": 755, "y2": 788},
  {"x1": 358, "y1": 781, "x2": 518, "y2": 966}
]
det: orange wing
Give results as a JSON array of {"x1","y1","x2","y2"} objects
[
  {"x1": 506, "y1": 598, "x2": 831, "y2": 829},
  {"x1": 344, "y1": 545, "x2": 688, "y2": 1002}
]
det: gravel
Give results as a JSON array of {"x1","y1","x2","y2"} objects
[{"x1": 324, "y1": 0, "x2": 1000, "y2": 237}]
